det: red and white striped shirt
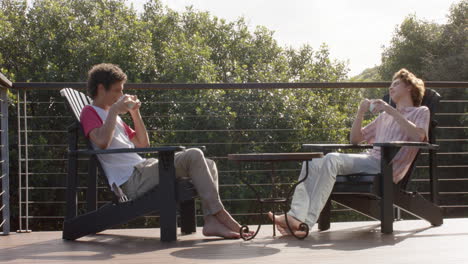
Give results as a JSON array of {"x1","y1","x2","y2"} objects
[{"x1": 362, "y1": 106, "x2": 430, "y2": 183}]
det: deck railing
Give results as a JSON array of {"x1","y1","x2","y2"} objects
[
  {"x1": 7, "y1": 81, "x2": 468, "y2": 231},
  {"x1": 0, "y1": 73, "x2": 12, "y2": 235}
]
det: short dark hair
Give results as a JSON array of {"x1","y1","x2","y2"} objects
[{"x1": 87, "y1": 63, "x2": 127, "y2": 99}]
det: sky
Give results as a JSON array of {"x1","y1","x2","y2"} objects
[{"x1": 129, "y1": 0, "x2": 461, "y2": 77}]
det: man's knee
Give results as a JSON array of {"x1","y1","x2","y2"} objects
[
  {"x1": 205, "y1": 158, "x2": 216, "y2": 168},
  {"x1": 185, "y1": 148, "x2": 205, "y2": 160},
  {"x1": 324, "y1": 152, "x2": 341, "y2": 163},
  {"x1": 323, "y1": 153, "x2": 342, "y2": 178}
]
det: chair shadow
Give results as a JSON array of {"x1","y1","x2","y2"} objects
[
  {"x1": 0, "y1": 232, "x2": 279, "y2": 262},
  {"x1": 0, "y1": 233, "x2": 164, "y2": 262},
  {"x1": 169, "y1": 241, "x2": 281, "y2": 260}
]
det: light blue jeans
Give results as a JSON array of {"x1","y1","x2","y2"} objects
[{"x1": 288, "y1": 153, "x2": 380, "y2": 227}]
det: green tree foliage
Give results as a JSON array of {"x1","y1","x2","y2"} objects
[
  {"x1": 379, "y1": 0, "x2": 467, "y2": 81},
  {"x1": 350, "y1": 66, "x2": 388, "y2": 100},
  {"x1": 1, "y1": 0, "x2": 155, "y2": 82},
  {"x1": 1, "y1": 0, "x2": 350, "y2": 83},
  {"x1": 350, "y1": 66, "x2": 382, "y2": 82}
]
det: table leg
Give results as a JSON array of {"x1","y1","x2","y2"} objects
[{"x1": 237, "y1": 164, "x2": 263, "y2": 241}]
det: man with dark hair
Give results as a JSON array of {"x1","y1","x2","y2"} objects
[
  {"x1": 80, "y1": 63, "x2": 247, "y2": 239},
  {"x1": 87, "y1": 63, "x2": 128, "y2": 99}
]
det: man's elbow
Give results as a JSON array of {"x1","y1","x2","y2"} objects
[
  {"x1": 93, "y1": 138, "x2": 111, "y2": 150},
  {"x1": 134, "y1": 140, "x2": 150, "y2": 148},
  {"x1": 417, "y1": 133, "x2": 427, "y2": 142},
  {"x1": 350, "y1": 135, "x2": 363, "y2": 145},
  {"x1": 96, "y1": 142, "x2": 110, "y2": 150},
  {"x1": 414, "y1": 129, "x2": 427, "y2": 142}
]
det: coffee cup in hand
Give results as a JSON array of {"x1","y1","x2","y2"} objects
[
  {"x1": 126, "y1": 97, "x2": 140, "y2": 110},
  {"x1": 369, "y1": 101, "x2": 376, "y2": 113},
  {"x1": 126, "y1": 101, "x2": 135, "y2": 109},
  {"x1": 119, "y1": 94, "x2": 139, "y2": 110}
]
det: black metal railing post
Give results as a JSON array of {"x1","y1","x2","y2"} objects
[{"x1": 0, "y1": 73, "x2": 12, "y2": 235}]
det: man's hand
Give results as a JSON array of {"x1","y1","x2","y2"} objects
[
  {"x1": 370, "y1": 99, "x2": 395, "y2": 115},
  {"x1": 127, "y1": 94, "x2": 142, "y2": 115},
  {"x1": 358, "y1": 99, "x2": 371, "y2": 115},
  {"x1": 111, "y1": 95, "x2": 131, "y2": 115},
  {"x1": 350, "y1": 98, "x2": 371, "y2": 144}
]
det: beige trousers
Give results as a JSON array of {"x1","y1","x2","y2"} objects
[{"x1": 121, "y1": 148, "x2": 223, "y2": 216}]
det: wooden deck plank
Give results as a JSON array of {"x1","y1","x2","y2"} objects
[{"x1": 1, "y1": 218, "x2": 467, "y2": 264}]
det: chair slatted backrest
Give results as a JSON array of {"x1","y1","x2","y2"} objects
[
  {"x1": 60, "y1": 88, "x2": 92, "y2": 121},
  {"x1": 383, "y1": 88, "x2": 441, "y2": 188},
  {"x1": 60, "y1": 88, "x2": 116, "y2": 197}
]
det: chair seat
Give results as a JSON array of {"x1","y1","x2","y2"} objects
[
  {"x1": 333, "y1": 174, "x2": 380, "y2": 195},
  {"x1": 128, "y1": 179, "x2": 197, "y2": 204}
]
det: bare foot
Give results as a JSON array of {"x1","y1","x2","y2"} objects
[
  {"x1": 203, "y1": 215, "x2": 240, "y2": 239},
  {"x1": 214, "y1": 209, "x2": 241, "y2": 232},
  {"x1": 275, "y1": 222, "x2": 292, "y2": 236},
  {"x1": 268, "y1": 212, "x2": 305, "y2": 236},
  {"x1": 268, "y1": 212, "x2": 292, "y2": 235},
  {"x1": 214, "y1": 209, "x2": 254, "y2": 237}
]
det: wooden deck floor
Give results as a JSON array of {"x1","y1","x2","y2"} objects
[{"x1": 1, "y1": 218, "x2": 467, "y2": 264}]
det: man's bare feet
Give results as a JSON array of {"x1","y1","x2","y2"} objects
[
  {"x1": 214, "y1": 209, "x2": 254, "y2": 237},
  {"x1": 214, "y1": 209, "x2": 241, "y2": 232},
  {"x1": 267, "y1": 212, "x2": 307, "y2": 236},
  {"x1": 203, "y1": 215, "x2": 240, "y2": 239}
]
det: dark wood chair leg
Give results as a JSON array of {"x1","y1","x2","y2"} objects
[
  {"x1": 318, "y1": 197, "x2": 331, "y2": 231},
  {"x1": 158, "y1": 151, "x2": 177, "y2": 242},
  {"x1": 394, "y1": 189, "x2": 443, "y2": 226},
  {"x1": 65, "y1": 124, "x2": 79, "y2": 221},
  {"x1": 380, "y1": 147, "x2": 394, "y2": 234},
  {"x1": 180, "y1": 199, "x2": 197, "y2": 234},
  {"x1": 87, "y1": 155, "x2": 98, "y2": 212}
]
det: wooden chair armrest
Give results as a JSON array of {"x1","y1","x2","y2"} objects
[
  {"x1": 71, "y1": 146, "x2": 186, "y2": 156},
  {"x1": 302, "y1": 144, "x2": 373, "y2": 151},
  {"x1": 374, "y1": 141, "x2": 439, "y2": 150}
]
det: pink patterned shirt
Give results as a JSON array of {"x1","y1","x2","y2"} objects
[{"x1": 361, "y1": 106, "x2": 430, "y2": 183}]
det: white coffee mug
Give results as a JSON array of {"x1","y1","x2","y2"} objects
[{"x1": 369, "y1": 102, "x2": 375, "y2": 112}]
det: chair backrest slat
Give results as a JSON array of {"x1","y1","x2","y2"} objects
[{"x1": 60, "y1": 88, "x2": 92, "y2": 121}]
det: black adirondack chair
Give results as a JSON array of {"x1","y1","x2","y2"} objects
[
  {"x1": 303, "y1": 88, "x2": 443, "y2": 234},
  {"x1": 60, "y1": 88, "x2": 197, "y2": 242}
]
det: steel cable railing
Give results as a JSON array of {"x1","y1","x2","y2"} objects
[{"x1": 10, "y1": 82, "x2": 468, "y2": 230}]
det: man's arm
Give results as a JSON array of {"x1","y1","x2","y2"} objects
[
  {"x1": 88, "y1": 97, "x2": 130, "y2": 149},
  {"x1": 390, "y1": 111, "x2": 426, "y2": 141},
  {"x1": 350, "y1": 99, "x2": 371, "y2": 144},
  {"x1": 128, "y1": 96, "x2": 150, "y2": 148},
  {"x1": 372, "y1": 100, "x2": 427, "y2": 141},
  {"x1": 88, "y1": 108, "x2": 119, "y2": 149},
  {"x1": 129, "y1": 109, "x2": 150, "y2": 148}
]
